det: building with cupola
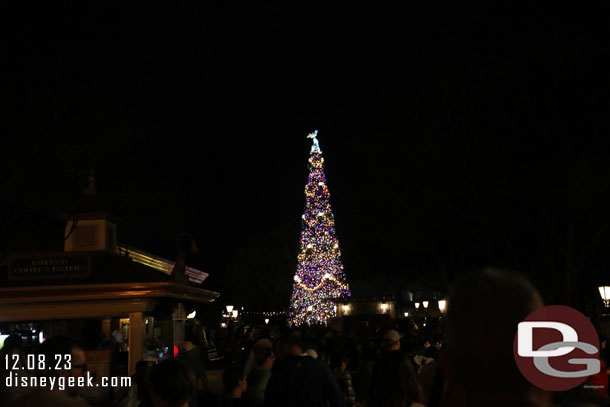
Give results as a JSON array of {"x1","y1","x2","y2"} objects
[{"x1": 0, "y1": 176, "x2": 219, "y2": 388}]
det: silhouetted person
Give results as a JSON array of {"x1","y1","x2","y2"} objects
[
  {"x1": 368, "y1": 350, "x2": 425, "y2": 407},
  {"x1": 221, "y1": 364, "x2": 249, "y2": 407},
  {"x1": 178, "y1": 341, "x2": 207, "y2": 391},
  {"x1": 358, "y1": 335, "x2": 379, "y2": 402},
  {"x1": 441, "y1": 268, "x2": 551, "y2": 406},
  {"x1": 244, "y1": 339, "x2": 274, "y2": 406},
  {"x1": 124, "y1": 360, "x2": 151, "y2": 407},
  {"x1": 8, "y1": 336, "x2": 89, "y2": 407},
  {"x1": 1, "y1": 334, "x2": 24, "y2": 357},
  {"x1": 147, "y1": 359, "x2": 196, "y2": 407},
  {"x1": 265, "y1": 334, "x2": 345, "y2": 407},
  {"x1": 330, "y1": 351, "x2": 356, "y2": 407},
  {"x1": 381, "y1": 329, "x2": 401, "y2": 352},
  {"x1": 1, "y1": 334, "x2": 33, "y2": 403}
]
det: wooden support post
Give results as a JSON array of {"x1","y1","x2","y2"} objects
[
  {"x1": 101, "y1": 318, "x2": 112, "y2": 339},
  {"x1": 128, "y1": 312, "x2": 144, "y2": 376},
  {"x1": 172, "y1": 303, "x2": 186, "y2": 354}
]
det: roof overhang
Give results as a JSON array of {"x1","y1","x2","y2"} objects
[{"x1": 0, "y1": 282, "x2": 220, "y2": 322}]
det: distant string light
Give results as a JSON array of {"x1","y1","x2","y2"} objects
[
  {"x1": 240, "y1": 311, "x2": 286, "y2": 316},
  {"x1": 293, "y1": 272, "x2": 349, "y2": 292}
]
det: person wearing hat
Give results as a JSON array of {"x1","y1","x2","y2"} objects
[
  {"x1": 368, "y1": 330, "x2": 426, "y2": 407},
  {"x1": 382, "y1": 329, "x2": 401, "y2": 352},
  {"x1": 359, "y1": 329, "x2": 404, "y2": 403}
]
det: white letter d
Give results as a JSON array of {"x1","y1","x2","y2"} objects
[{"x1": 518, "y1": 321, "x2": 577, "y2": 357}]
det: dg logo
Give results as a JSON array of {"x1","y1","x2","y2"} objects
[{"x1": 513, "y1": 305, "x2": 601, "y2": 391}]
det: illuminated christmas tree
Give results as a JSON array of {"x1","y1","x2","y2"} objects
[{"x1": 288, "y1": 131, "x2": 350, "y2": 326}]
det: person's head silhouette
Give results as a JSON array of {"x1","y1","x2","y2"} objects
[{"x1": 443, "y1": 268, "x2": 549, "y2": 406}]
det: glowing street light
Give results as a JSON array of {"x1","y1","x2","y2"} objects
[
  {"x1": 226, "y1": 305, "x2": 234, "y2": 313},
  {"x1": 599, "y1": 286, "x2": 610, "y2": 307},
  {"x1": 342, "y1": 304, "x2": 350, "y2": 314},
  {"x1": 404, "y1": 312, "x2": 409, "y2": 317},
  {"x1": 415, "y1": 302, "x2": 420, "y2": 309},
  {"x1": 422, "y1": 301, "x2": 429, "y2": 309},
  {"x1": 264, "y1": 318, "x2": 270, "y2": 325},
  {"x1": 380, "y1": 303, "x2": 388, "y2": 312},
  {"x1": 438, "y1": 300, "x2": 447, "y2": 313},
  {"x1": 232, "y1": 310, "x2": 239, "y2": 318}
]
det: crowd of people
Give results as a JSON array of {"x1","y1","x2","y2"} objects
[{"x1": 1, "y1": 268, "x2": 610, "y2": 406}]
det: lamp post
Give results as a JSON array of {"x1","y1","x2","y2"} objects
[
  {"x1": 222, "y1": 305, "x2": 238, "y2": 328},
  {"x1": 434, "y1": 299, "x2": 447, "y2": 337},
  {"x1": 599, "y1": 286, "x2": 610, "y2": 307},
  {"x1": 421, "y1": 301, "x2": 429, "y2": 327}
]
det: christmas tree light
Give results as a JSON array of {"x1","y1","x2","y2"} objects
[{"x1": 288, "y1": 130, "x2": 350, "y2": 326}]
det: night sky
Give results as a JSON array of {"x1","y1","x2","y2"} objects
[{"x1": 3, "y1": 3, "x2": 610, "y2": 309}]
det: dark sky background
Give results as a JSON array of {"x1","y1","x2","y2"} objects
[{"x1": 2, "y1": 3, "x2": 610, "y2": 310}]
